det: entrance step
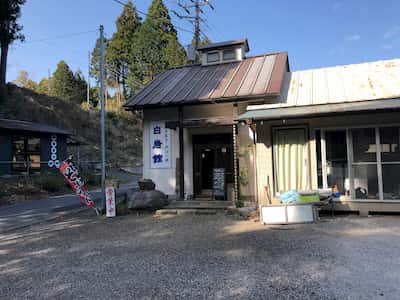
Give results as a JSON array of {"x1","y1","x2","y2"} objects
[
  {"x1": 155, "y1": 208, "x2": 220, "y2": 216},
  {"x1": 155, "y1": 200, "x2": 232, "y2": 216},
  {"x1": 165, "y1": 200, "x2": 232, "y2": 209}
]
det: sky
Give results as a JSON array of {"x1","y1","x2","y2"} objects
[{"x1": 6, "y1": 0, "x2": 400, "y2": 83}]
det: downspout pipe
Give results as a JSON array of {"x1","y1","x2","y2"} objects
[{"x1": 178, "y1": 106, "x2": 185, "y2": 200}]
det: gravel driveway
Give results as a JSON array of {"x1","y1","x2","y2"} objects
[{"x1": 1, "y1": 212, "x2": 400, "y2": 299}]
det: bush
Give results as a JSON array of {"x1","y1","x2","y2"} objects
[{"x1": 34, "y1": 173, "x2": 66, "y2": 193}]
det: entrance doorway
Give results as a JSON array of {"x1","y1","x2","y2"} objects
[{"x1": 193, "y1": 134, "x2": 233, "y2": 199}]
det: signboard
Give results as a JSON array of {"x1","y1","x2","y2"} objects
[
  {"x1": 149, "y1": 121, "x2": 171, "y2": 169},
  {"x1": 213, "y1": 168, "x2": 225, "y2": 199},
  {"x1": 59, "y1": 157, "x2": 94, "y2": 208},
  {"x1": 106, "y1": 186, "x2": 116, "y2": 217},
  {"x1": 48, "y1": 135, "x2": 60, "y2": 168}
]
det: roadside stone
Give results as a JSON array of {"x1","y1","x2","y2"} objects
[{"x1": 128, "y1": 190, "x2": 169, "y2": 210}]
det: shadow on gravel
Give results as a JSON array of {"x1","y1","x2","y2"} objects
[{"x1": 0, "y1": 212, "x2": 400, "y2": 299}]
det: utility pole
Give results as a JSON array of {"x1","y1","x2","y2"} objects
[
  {"x1": 173, "y1": 0, "x2": 214, "y2": 62},
  {"x1": 87, "y1": 51, "x2": 90, "y2": 110},
  {"x1": 99, "y1": 25, "x2": 106, "y2": 213},
  {"x1": 194, "y1": 0, "x2": 200, "y2": 51}
]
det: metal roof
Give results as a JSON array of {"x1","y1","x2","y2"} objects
[
  {"x1": 238, "y1": 98, "x2": 400, "y2": 121},
  {"x1": 239, "y1": 58, "x2": 400, "y2": 121},
  {"x1": 124, "y1": 52, "x2": 289, "y2": 110},
  {"x1": 0, "y1": 118, "x2": 71, "y2": 135},
  {"x1": 196, "y1": 38, "x2": 250, "y2": 52},
  {"x1": 250, "y1": 58, "x2": 400, "y2": 110}
]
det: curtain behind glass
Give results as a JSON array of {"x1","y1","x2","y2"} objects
[{"x1": 274, "y1": 128, "x2": 308, "y2": 193}]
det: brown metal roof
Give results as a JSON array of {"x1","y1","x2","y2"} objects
[{"x1": 124, "y1": 52, "x2": 289, "y2": 110}]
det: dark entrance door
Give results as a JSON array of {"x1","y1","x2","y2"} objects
[{"x1": 193, "y1": 134, "x2": 233, "y2": 199}]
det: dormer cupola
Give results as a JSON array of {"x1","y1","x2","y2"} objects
[{"x1": 197, "y1": 38, "x2": 250, "y2": 66}]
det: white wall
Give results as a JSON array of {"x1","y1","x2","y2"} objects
[
  {"x1": 142, "y1": 103, "x2": 238, "y2": 197},
  {"x1": 143, "y1": 108, "x2": 179, "y2": 196}
]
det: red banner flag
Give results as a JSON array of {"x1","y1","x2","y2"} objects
[{"x1": 59, "y1": 157, "x2": 94, "y2": 208}]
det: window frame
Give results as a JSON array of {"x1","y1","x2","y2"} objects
[
  {"x1": 222, "y1": 49, "x2": 235, "y2": 61},
  {"x1": 317, "y1": 125, "x2": 400, "y2": 202},
  {"x1": 12, "y1": 135, "x2": 41, "y2": 174},
  {"x1": 206, "y1": 51, "x2": 220, "y2": 63}
]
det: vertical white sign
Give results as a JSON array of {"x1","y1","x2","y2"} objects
[
  {"x1": 149, "y1": 121, "x2": 171, "y2": 169},
  {"x1": 106, "y1": 186, "x2": 116, "y2": 217}
]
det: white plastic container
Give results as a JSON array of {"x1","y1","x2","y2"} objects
[{"x1": 261, "y1": 203, "x2": 317, "y2": 225}]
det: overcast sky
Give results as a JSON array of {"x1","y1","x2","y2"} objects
[{"x1": 7, "y1": 0, "x2": 400, "y2": 83}]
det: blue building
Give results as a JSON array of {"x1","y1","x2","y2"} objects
[{"x1": 0, "y1": 119, "x2": 71, "y2": 176}]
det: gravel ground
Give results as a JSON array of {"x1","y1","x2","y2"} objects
[{"x1": 1, "y1": 212, "x2": 400, "y2": 299}]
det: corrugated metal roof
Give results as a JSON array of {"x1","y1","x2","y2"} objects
[
  {"x1": 0, "y1": 119, "x2": 71, "y2": 135},
  {"x1": 238, "y1": 98, "x2": 400, "y2": 121},
  {"x1": 247, "y1": 58, "x2": 400, "y2": 111},
  {"x1": 124, "y1": 52, "x2": 289, "y2": 110}
]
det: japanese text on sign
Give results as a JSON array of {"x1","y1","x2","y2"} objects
[{"x1": 149, "y1": 121, "x2": 171, "y2": 169}]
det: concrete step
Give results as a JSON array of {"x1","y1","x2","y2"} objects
[
  {"x1": 155, "y1": 208, "x2": 222, "y2": 216},
  {"x1": 165, "y1": 200, "x2": 232, "y2": 209}
]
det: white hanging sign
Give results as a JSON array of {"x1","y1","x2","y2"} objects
[
  {"x1": 47, "y1": 135, "x2": 60, "y2": 168},
  {"x1": 106, "y1": 186, "x2": 116, "y2": 217},
  {"x1": 149, "y1": 121, "x2": 171, "y2": 169}
]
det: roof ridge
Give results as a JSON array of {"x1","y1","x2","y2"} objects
[{"x1": 291, "y1": 57, "x2": 400, "y2": 73}]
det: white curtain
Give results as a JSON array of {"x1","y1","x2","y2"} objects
[{"x1": 274, "y1": 128, "x2": 309, "y2": 193}]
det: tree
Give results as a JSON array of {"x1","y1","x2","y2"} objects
[
  {"x1": 0, "y1": 0, "x2": 26, "y2": 96},
  {"x1": 14, "y1": 70, "x2": 37, "y2": 90},
  {"x1": 133, "y1": 0, "x2": 187, "y2": 83},
  {"x1": 71, "y1": 70, "x2": 88, "y2": 104},
  {"x1": 107, "y1": 0, "x2": 141, "y2": 98},
  {"x1": 90, "y1": 37, "x2": 116, "y2": 106},
  {"x1": 50, "y1": 61, "x2": 77, "y2": 103},
  {"x1": 36, "y1": 77, "x2": 50, "y2": 95},
  {"x1": 90, "y1": 37, "x2": 109, "y2": 84}
]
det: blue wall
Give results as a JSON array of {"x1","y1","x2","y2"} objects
[
  {"x1": 0, "y1": 130, "x2": 67, "y2": 176},
  {"x1": 0, "y1": 133, "x2": 12, "y2": 175}
]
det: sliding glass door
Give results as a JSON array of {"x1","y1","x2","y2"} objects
[
  {"x1": 317, "y1": 126, "x2": 400, "y2": 201},
  {"x1": 380, "y1": 127, "x2": 400, "y2": 200},
  {"x1": 273, "y1": 127, "x2": 310, "y2": 194}
]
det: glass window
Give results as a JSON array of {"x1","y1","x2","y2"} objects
[
  {"x1": 28, "y1": 138, "x2": 40, "y2": 152},
  {"x1": 352, "y1": 128, "x2": 376, "y2": 162},
  {"x1": 352, "y1": 165, "x2": 379, "y2": 199},
  {"x1": 12, "y1": 136, "x2": 41, "y2": 174},
  {"x1": 223, "y1": 49, "x2": 235, "y2": 61},
  {"x1": 274, "y1": 128, "x2": 309, "y2": 193},
  {"x1": 382, "y1": 165, "x2": 400, "y2": 200},
  {"x1": 326, "y1": 130, "x2": 349, "y2": 196},
  {"x1": 380, "y1": 127, "x2": 400, "y2": 162},
  {"x1": 315, "y1": 130, "x2": 323, "y2": 189},
  {"x1": 207, "y1": 51, "x2": 220, "y2": 63},
  {"x1": 318, "y1": 126, "x2": 400, "y2": 201}
]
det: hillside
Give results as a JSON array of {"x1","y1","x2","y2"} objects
[{"x1": 0, "y1": 84, "x2": 142, "y2": 168}]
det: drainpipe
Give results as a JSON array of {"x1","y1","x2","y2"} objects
[
  {"x1": 251, "y1": 121, "x2": 259, "y2": 208},
  {"x1": 178, "y1": 107, "x2": 185, "y2": 200}
]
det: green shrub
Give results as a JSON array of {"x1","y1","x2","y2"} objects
[
  {"x1": 116, "y1": 200, "x2": 128, "y2": 216},
  {"x1": 239, "y1": 168, "x2": 249, "y2": 186},
  {"x1": 35, "y1": 173, "x2": 66, "y2": 193}
]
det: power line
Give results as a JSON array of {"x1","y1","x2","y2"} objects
[
  {"x1": 110, "y1": 0, "x2": 194, "y2": 34},
  {"x1": 20, "y1": 29, "x2": 97, "y2": 44}
]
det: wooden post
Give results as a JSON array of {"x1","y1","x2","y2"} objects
[{"x1": 179, "y1": 107, "x2": 185, "y2": 200}]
